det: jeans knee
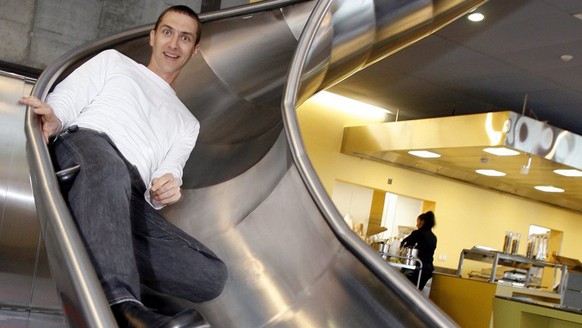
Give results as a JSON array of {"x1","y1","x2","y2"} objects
[
  {"x1": 212, "y1": 260, "x2": 228, "y2": 297},
  {"x1": 186, "y1": 259, "x2": 228, "y2": 302}
]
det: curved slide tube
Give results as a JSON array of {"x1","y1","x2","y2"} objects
[{"x1": 24, "y1": 0, "x2": 484, "y2": 327}]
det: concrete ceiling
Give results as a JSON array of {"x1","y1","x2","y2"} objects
[{"x1": 329, "y1": 0, "x2": 582, "y2": 212}]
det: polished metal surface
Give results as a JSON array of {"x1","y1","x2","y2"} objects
[
  {"x1": 23, "y1": 0, "x2": 485, "y2": 327},
  {"x1": 0, "y1": 309, "x2": 65, "y2": 328},
  {"x1": 341, "y1": 111, "x2": 582, "y2": 212},
  {"x1": 0, "y1": 71, "x2": 62, "y2": 315},
  {"x1": 26, "y1": 53, "x2": 118, "y2": 328},
  {"x1": 282, "y1": 0, "x2": 483, "y2": 326},
  {"x1": 175, "y1": 2, "x2": 316, "y2": 187},
  {"x1": 295, "y1": 0, "x2": 485, "y2": 104}
]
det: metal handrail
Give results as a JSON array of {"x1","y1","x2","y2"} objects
[{"x1": 281, "y1": 0, "x2": 482, "y2": 326}]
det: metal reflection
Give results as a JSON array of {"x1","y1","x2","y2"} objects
[
  {"x1": 484, "y1": 112, "x2": 508, "y2": 146},
  {"x1": 508, "y1": 113, "x2": 582, "y2": 170}
]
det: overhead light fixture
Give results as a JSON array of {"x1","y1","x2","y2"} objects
[
  {"x1": 483, "y1": 147, "x2": 520, "y2": 156},
  {"x1": 408, "y1": 150, "x2": 441, "y2": 158},
  {"x1": 476, "y1": 169, "x2": 506, "y2": 177},
  {"x1": 467, "y1": 11, "x2": 485, "y2": 22},
  {"x1": 535, "y1": 185, "x2": 565, "y2": 193},
  {"x1": 554, "y1": 169, "x2": 582, "y2": 177},
  {"x1": 560, "y1": 54, "x2": 574, "y2": 62},
  {"x1": 520, "y1": 155, "x2": 532, "y2": 175},
  {"x1": 312, "y1": 91, "x2": 392, "y2": 121}
]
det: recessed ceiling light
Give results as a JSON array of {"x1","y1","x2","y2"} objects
[
  {"x1": 554, "y1": 169, "x2": 582, "y2": 177},
  {"x1": 560, "y1": 54, "x2": 574, "y2": 62},
  {"x1": 467, "y1": 12, "x2": 485, "y2": 22},
  {"x1": 408, "y1": 150, "x2": 441, "y2": 158},
  {"x1": 535, "y1": 185, "x2": 564, "y2": 193},
  {"x1": 483, "y1": 147, "x2": 520, "y2": 156},
  {"x1": 476, "y1": 169, "x2": 506, "y2": 177}
]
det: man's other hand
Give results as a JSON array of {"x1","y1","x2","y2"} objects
[{"x1": 150, "y1": 173, "x2": 182, "y2": 206}]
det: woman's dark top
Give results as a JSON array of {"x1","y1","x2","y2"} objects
[{"x1": 401, "y1": 227, "x2": 437, "y2": 273}]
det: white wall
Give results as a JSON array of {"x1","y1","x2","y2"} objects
[
  {"x1": 380, "y1": 192, "x2": 423, "y2": 239},
  {"x1": 331, "y1": 181, "x2": 373, "y2": 234}
]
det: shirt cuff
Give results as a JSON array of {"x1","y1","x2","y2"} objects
[{"x1": 144, "y1": 188, "x2": 165, "y2": 210}]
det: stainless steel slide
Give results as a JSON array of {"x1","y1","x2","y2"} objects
[
  {"x1": 0, "y1": 71, "x2": 66, "y2": 327},
  {"x1": 23, "y1": 0, "x2": 485, "y2": 327}
]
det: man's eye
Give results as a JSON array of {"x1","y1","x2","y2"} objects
[
  {"x1": 181, "y1": 35, "x2": 192, "y2": 42},
  {"x1": 163, "y1": 29, "x2": 172, "y2": 36}
]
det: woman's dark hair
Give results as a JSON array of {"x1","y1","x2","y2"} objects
[
  {"x1": 154, "y1": 5, "x2": 202, "y2": 45},
  {"x1": 419, "y1": 211, "x2": 436, "y2": 229}
]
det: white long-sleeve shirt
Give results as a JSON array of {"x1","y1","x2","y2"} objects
[{"x1": 47, "y1": 49, "x2": 199, "y2": 208}]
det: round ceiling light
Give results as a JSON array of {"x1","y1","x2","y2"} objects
[
  {"x1": 476, "y1": 169, "x2": 506, "y2": 177},
  {"x1": 535, "y1": 185, "x2": 565, "y2": 193},
  {"x1": 468, "y1": 12, "x2": 485, "y2": 22},
  {"x1": 560, "y1": 54, "x2": 574, "y2": 62}
]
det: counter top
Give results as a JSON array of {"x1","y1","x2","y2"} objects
[
  {"x1": 496, "y1": 295, "x2": 582, "y2": 315},
  {"x1": 494, "y1": 296, "x2": 582, "y2": 327}
]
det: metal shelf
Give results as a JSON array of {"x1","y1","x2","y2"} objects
[{"x1": 457, "y1": 248, "x2": 567, "y2": 292}]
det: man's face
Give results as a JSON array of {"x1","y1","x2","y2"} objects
[{"x1": 148, "y1": 11, "x2": 200, "y2": 84}]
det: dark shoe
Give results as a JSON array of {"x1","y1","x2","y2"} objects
[
  {"x1": 111, "y1": 301, "x2": 204, "y2": 328},
  {"x1": 140, "y1": 285, "x2": 198, "y2": 317},
  {"x1": 159, "y1": 308, "x2": 208, "y2": 328}
]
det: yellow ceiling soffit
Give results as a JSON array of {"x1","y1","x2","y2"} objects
[
  {"x1": 340, "y1": 111, "x2": 582, "y2": 212},
  {"x1": 342, "y1": 111, "x2": 512, "y2": 154}
]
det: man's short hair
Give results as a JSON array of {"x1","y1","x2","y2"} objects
[{"x1": 154, "y1": 5, "x2": 202, "y2": 45}]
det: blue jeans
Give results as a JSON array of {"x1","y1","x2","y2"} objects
[{"x1": 51, "y1": 127, "x2": 227, "y2": 305}]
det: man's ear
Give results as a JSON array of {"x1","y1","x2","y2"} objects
[
  {"x1": 191, "y1": 44, "x2": 200, "y2": 59},
  {"x1": 149, "y1": 29, "x2": 155, "y2": 47}
]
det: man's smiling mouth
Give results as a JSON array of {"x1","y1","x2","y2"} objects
[{"x1": 164, "y1": 51, "x2": 179, "y2": 59}]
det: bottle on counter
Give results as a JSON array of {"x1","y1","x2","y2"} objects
[
  {"x1": 510, "y1": 232, "x2": 520, "y2": 255},
  {"x1": 503, "y1": 231, "x2": 512, "y2": 254}
]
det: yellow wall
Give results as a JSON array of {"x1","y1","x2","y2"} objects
[{"x1": 296, "y1": 93, "x2": 582, "y2": 270}]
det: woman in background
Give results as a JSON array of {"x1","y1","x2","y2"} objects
[{"x1": 401, "y1": 211, "x2": 437, "y2": 290}]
